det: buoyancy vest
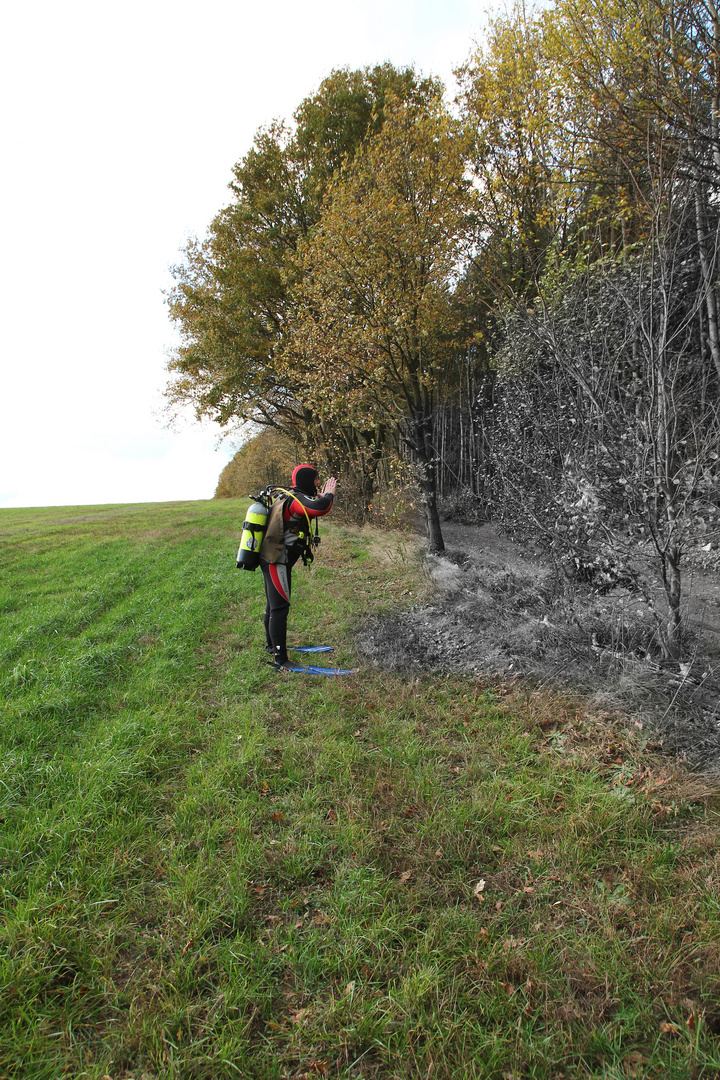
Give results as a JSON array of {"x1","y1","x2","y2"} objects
[
  {"x1": 258, "y1": 489, "x2": 316, "y2": 565},
  {"x1": 258, "y1": 497, "x2": 286, "y2": 564}
]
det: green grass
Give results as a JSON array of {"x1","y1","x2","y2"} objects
[{"x1": 2, "y1": 500, "x2": 720, "y2": 1079}]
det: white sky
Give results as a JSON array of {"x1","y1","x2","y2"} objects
[{"x1": 0, "y1": 0, "x2": 485, "y2": 508}]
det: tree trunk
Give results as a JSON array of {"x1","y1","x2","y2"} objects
[
  {"x1": 662, "y1": 546, "x2": 682, "y2": 660},
  {"x1": 419, "y1": 468, "x2": 445, "y2": 553},
  {"x1": 439, "y1": 405, "x2": 446, "y2": 498},
  {"x1": 359, "y1": 469, "x2": 375, "y2": 521},
  {"x1": 467, "y1": 354, "x2": 477, "y2": 494},
  {"x1": 693, "y1": 172, "x2": 720, "y2": 381},
  {"x1": 409, "y1": 414, "x2": 445, "y2": 553},
  {"x1": 709, "y1": 0, "x2": 720, "y2": 176}
]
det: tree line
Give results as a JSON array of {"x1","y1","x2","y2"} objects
[{"x1": 167, "y1": 0, "x2": 720, "y2": 660}]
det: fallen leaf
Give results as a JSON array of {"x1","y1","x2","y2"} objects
[
  {"x1": 659, "y1": 1021, "x2": 680, "y2": 1034},
  {"x1": 473, "y1": 879, "x2": 486, "y2": 898},
  {"x1": 503, "y1": 982, "x2": 515, "y2": 997},
  {"x1": 308, "y1": 1061, "x2": 330, "y2": 1075},
  {"x1": 290, "y1": 1007, "x2": 312, "y2": 1024},
  {"x1": 479, "y1": 927, "x2": 489, "y2": 937},
  {"x1": 399, "y1": 870, "x2": 412, "y2": 884},
  {"x1": 492, "y1": 845, "x2": 502, "y2": 852},
  {"x1": 266, "y1": 1020, "x2": 282, "y2": 1031},
  {"x1": 259, "y1": 781, "x2": 270, "y2": 796},
  {"x1": 271, "y1": 811, "x2": 284, "y2": 821},
  {"x1": 435, "y1": 849, "x2": 443, "y2": 857},
  {"x1": 344, "y1": 981, "x2": 356, "y2": 995},
  {"x1": 523, "y1": 886, "x2": 535, "y2": 894},
  {"x1": 326, "y1": 809, "x2": 337, "y2": 822},
  {"x1": 624, "y1": 1051, "x2": 647, "y2": 1077},
  {"x1": 687, "y1": 1012, "x2": 697, "y2": 1030}
]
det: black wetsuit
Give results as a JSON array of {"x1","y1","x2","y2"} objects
[{"x1": 260, "y1": 487, "x2": 334, "y2": 664}]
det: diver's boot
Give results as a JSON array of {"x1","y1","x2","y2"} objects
[{"x1": 271, "y1": 645, "x2": 292, "y2": 671}]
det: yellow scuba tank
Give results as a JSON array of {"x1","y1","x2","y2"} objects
[{"x1": 236, "y1": 499, "x2": 270, "y2": 571}]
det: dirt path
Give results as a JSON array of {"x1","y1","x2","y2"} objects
[{"x1": 358, "y1": 522, "x2": 720, "y2": 771}]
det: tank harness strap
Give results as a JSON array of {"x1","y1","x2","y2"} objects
[
  {"x1": 270, "y1": 487, "x2": 313, "y2": 535},
  {"x1": 242, "y1": 518, "x2": 263, "y2": 540},
  {"x1": 270, "y1": 486, "x2": 316, "y2": 566}
]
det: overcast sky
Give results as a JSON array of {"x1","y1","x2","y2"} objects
[{"x1": 1, "y1": 0, "x2": 485, "y2": 509}]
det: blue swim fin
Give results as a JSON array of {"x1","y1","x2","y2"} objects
[
  {"x1": 290, "y1": 645, "x2": 334, "y2": 654},
  {"x1": 285, "y1": 664, "x2": 357, "y2": 676}
]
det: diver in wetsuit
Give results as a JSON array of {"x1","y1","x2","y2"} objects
[{"x1": 260, "y1": 464, "x2": 337, "y2": 670}]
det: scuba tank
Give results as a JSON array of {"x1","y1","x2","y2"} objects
[
  {"x1": 235, "y1": 484, "x2": 321, "y2": 570},
  {"x1": 236, "y1": 496, "x2": 271, "y2": 571}
]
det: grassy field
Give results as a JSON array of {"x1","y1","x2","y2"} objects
[{"x1": 2, "y1": 500, "x2": 720, "y2": 1080}]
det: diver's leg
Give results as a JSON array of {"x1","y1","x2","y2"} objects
[
  {"x1": 262, "y1": 569, "x2": 273, "y2": 649},
  {"x1": 260, "y1": 559, "x2": 292, "y2": 665}
]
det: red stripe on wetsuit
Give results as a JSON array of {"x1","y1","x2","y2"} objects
[{"x1": 268, "y1": 563, "x2": 289, "y2": 601}]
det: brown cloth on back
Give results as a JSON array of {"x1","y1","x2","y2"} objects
[{"x1": 259, "y1": 498, "x2": 286, "y2": 564}]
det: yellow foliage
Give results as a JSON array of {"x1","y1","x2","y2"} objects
[{"x1": 214, "y1": 428, "x2": 301, "y2": 499}]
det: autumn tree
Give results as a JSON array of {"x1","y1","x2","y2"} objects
[
  {"x1": 488, "y1": 207, "x2": 720, "y2": 660},
  {"x1": 214, "y1": 428, "x2": 299, "y2": 499},
  {"x1": 452, "y1": 0, "x2": 720, "y2": 660},
  {"x1": 458, "y1": 7, "x2": 569, "y2": 303},
  {"x1": 165, "y1": 65, "x2": 441, "y2": 477},
  {"x1": 544, "y1": 0, "x2": 720, "y2": 373},
  {"x1": 285, "y1": 98, "x2": 472, "y2": 552}
]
